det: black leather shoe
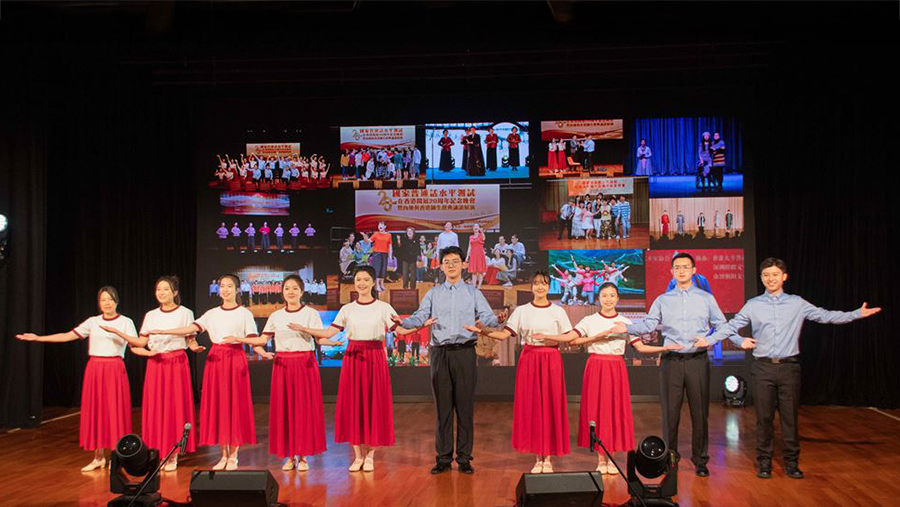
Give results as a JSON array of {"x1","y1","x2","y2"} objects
[
  {"x1": 757, "y1": 463, "x2": 772, "y2": 479},
  {"x1": 785, "y1": 465, "x2": 804, "y2": 479},
  {"x1": 430, "y1": 462, "x2": 451, "y2": 474},
  {"x1": 695, "y1": 464, "x2": 710, "y2": 477},
  {"x1": 457, "y1": 462, "x2": 475, "y2": 474}
]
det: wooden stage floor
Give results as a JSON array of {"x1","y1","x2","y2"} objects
[{"x1": 2, "y1": 402, "x2": 899, "y2": 506}]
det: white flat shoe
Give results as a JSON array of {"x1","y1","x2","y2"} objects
[
  {"x1": 212, "y1": 457, "x2": 228, "y2": 471},
  {"x1": 225, "y1": 458, "x2": 239, "y2": 471},
  {"x1": 596, "y1": 462, "x2": 606, "y2": 473},
  {"x1": 297, "y1": 458, "x2": 309, "y2": 471},
  {"x1": 348, "y1": 458, "x2": 364, "y2": 472},
  {"x1": 282, "y1": 458, "x2": 295, "y2": 471},
  {"x1": 531, "y1": 461, "x2": 543, "y2": 474},
  {"x1": 164, "y1": 458, "x2": 178, "y2": 472},
  {"x1": 81, "y1": 458, "x2": 106, "y2": 472},
  {"x1": 541, "y1": 461, "x2": 554, "y2": 473},
  {"x1": 362, "y1": 456, "x2": 374, "y2": 472},
  {"x1": 606, "y1": 463, "x2": 619, "y2": 475}
]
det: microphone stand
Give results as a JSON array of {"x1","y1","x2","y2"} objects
[
  {"x1": 589, "y1": 426, "x2": 648, "y2": 507},
  {"x1": 124, "y1": 439, "x2": 184, "y2": 507}
]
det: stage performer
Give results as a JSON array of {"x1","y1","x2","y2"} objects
[
  {"x1": 636, "y1": 138, "x2": 653, "y2": 176},
  {"x1": 245, "y1": 276, "x2": 343, "y2": 471},
  {"x1": 661, "y1": 210, "x2": 670, "y2": 238},
  {"x1": 438, "y1": 129, "x2": 454, "y2": 172},
  {"x1": 369, "y1": 221, "x2": 393, "y2": 293},
  {"x1": 467, "y1": 271, "x2": 571, "y2": 473},
  {"x1": 465, "y1": 127, "x2": 485, "y2": 176},
  {"x1": 291, "y1": 266, "x2": 422, "y2": 472},
  {"x1": 102, "y1": 276, "x2": 203, "y2": 471},
  {"x1": 465, "y1": 223, "x2": 488, "y2": 289},
  {"x1": 536, "y1": 283, "x2": 682, "y2": 474},
  {"x1": 507, "y1": 126, "x2": 522, "y2": 170},
  {"x1": 613, "y1": 253, "x2": 728, "y2": 477},
  {"x1": 147, "y1": 274, "x2": 257, "y2": 471},
  {"x1": 394, "y1": 246, "x2": 505, "y2": 475},
  {"x1": 17, "y1": 287, "x2": 138, "y2": 472},
  {"x1": 708, "y1": 258, "x2": 881, "y2": 480},
  {"x1": 485, "y1": 127, "x2": 499, "y2": 171}
]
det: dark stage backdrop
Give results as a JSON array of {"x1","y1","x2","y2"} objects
[{"x1": 1, "y1": 37, "x2": 897, "y2": 426}]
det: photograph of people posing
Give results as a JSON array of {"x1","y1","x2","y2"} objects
[
  {"x1": 548, "y1": 249, "x2": 645, "y2": 307},
  {"x1": 650, "y1": 197, "x2": 745, "y2": 247},
  {"x1": 425, "y1": 122, "x2": 530, "y2": 180}
]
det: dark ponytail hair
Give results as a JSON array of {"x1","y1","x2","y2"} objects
[
  {"x1": 598, "y1": 282, "x2": 619, "y2": 294},
  {"x1": 156, "y1": 275, "x2": 181, "y2": 305},
  {"x1": 352, "y1": 265, "x2": 378, "y2": 299},
  {"x1": 531, "y1": 270, "x2": 551, "y2": 285},
  {"x1": 97, "y1": 286, "x2": 120, "y2": 306},
  {"x1": 283, "y1": 274, "x2": 305, "y2": 292},
  {"x1": 219, "y1": 274, "x2": 242, "y2": 304}
]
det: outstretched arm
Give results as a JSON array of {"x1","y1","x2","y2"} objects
[
  {"x1": 147, "y1": 324, "x2": 200, "y2": 337},
  {"x1": 100, "y1": 326, "x2": 148, "y2": 348},
  {"x1": 16, "y1": 331, "x2": 80, "y2": 343},
  {"x1": 287, "y1": 322, "x2": 341, "y2": 339},
  {"x1": 398, "y1": 289, "x2": 434, "y2": 329},
  {"x1": 129, "y1": 346, "x2": 158, "y2": 357},
  {"x1": 805, "y1": 301, "x2": 879, "y2": 324},
  {"x1": 532, "y1": 329, "x2": 580, "y2": 344},
  {"x1": 394, "y1": 317, "x2": 436, "y2": 336},
  {"x1": 465, "y1": 325, "x2": 512, "y2": 341},
  {"x1": 632, "y1": 340, "x2": 683, "y2": 354}
]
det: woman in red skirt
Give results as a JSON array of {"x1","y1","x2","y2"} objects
[
  {"x1": 148, "y1": 274, "x2": 258, "y2": 471},
  {"x1": 537, "y1": 283, "x2": 681, "y2": 473},
  {"x1": 104, "y1": 276, "x2": 204, "y2": 471},
  {"x1": 295, "y1": 266, "x2": 424, "y2": 472},
  {"x1": 249, "y1": 275, "x2": 342, "y2": 471},
  {"x1": 17, "y1": 286, "x2": 140, "y2": 472},
  {"x1": 465, "y1": 223, "x2": 488, "y2": 289},
  {"x1": 469, "y1": 271, "x2": 572, "y2": 473}
]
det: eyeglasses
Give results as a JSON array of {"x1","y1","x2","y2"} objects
[
  {"x1": 672, "y1": 265, "x2": 693, "y2": 272},
  {"x1": 442, "y1": 260, "x2": 462, "y2": 267}
]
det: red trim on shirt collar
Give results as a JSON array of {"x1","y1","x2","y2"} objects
[
  {"x1": 159, "y1": 305, "x2": 180, "y2": 313},
  {"x1": 355, "y1": 298, "x2": 376, "y2": 306},
  {"x1": 599, "y1": 312, "x2": 619, "y2": 319},
  {"x1": 530, "y1": 301, "x2": 552, "y2": 309},
  {"x1": 285, "y1": 304, "x2": 305, "y2": 313},
  {"x1": 220, "y1": 305, "x2": 240, "y2": 311},
  {"x1": 102, "y1": 314, "x2": 120, "y2": 321}
]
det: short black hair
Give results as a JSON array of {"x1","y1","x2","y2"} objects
[
  {"x1": 439, "y1": 245, "x2": 465, "y2": 263},
  {"x1": 598, "y1": 282, "x2": 619, "y2": 294},
  {"x1": 671, "y1": 252, "x2": 695, "y2": 267},
  {"x1": 759, "y1": 257, "x2": 788, "y2": 274},
  {"x1": 531, "y1": 270, "x2": 550, "y2": 285}
]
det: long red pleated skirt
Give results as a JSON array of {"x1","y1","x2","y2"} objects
[
  {"x1": 269, "y1": 351, "x2": 327, "y2": 457},
  {"x1": 512, "y1": 345, "x2": 570, "y2": 456},
  {"x1": 557, "y1": 150, "x2": 567, "y2": 169},
  {"x1": 80, "y1": 356, "x2": 132, "y2": 450},
  {"x1": 548, "y1": 150, "x2": 558, "y2": 170},
  {"x1": 199, "y1": 344, "x2": 257, "y2": 446},
  {"x1": 142, "y1": 349, "x2": 196, "y2": 453},
  {"x1": 578, "y1": 354, "x2": 635, "y2": 452},
  {"x1": 335, "y1": 340, "x2": 394, "y2": 447}
]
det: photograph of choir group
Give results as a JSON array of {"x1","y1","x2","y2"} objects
[
  {"x1": 649, "y1": 197, "x2": 745, "y2": 247},
  {"x1": 214, "y1": 220, "x2": 320, "y2": 253},
  {"x1": 538, "y1": 119, "x2": 625, "y2": 177},
  {"x1": 425, "y1": 121, "x2": 530, "y2": 180},
  {"x1": 539, "y1": 178, "x2": 650, "y2": 251},
  {"x1": 211, "y1": 151, "x2": 334, "y2": 192},
  {"x1": 196, "y1": 115, "x2": 752, "y2": 369}
]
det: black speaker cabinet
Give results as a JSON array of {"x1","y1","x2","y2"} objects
[
  {"x1": 516, "y1": 472, "x2": 604, "y2": 507},
  {"x1": 358, "y1": 180, "x2": 376, "y2": 189},
  {"x1": 190, "y1": 470, "x2": 279, "y2": 507}
]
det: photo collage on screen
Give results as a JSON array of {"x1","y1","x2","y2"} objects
[{"x1": 197, "y1": 116, "x2": 751, "y2": 369}]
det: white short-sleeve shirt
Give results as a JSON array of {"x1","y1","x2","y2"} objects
[
  {"x1": 330, "y1": 299, "x2": 398, "y2": 342},
  {"x1": 503, "y1": 302, "x2": 573, "y2": 347},
  {"x1": 262, "y1": 305, "x2": 323, "y2": 352},
  {"x1": 573, "y1": 312, "x2": 636, "y2": 356},
  {"x1": 193, "y1": 305, "x2": 258, "y2": 344},
  {"x1": 139, "y1": 306, "x2": 195, "y2": 353},
  {"x1": 72, "y1": 314, "x2": 137, "y2": 357}
]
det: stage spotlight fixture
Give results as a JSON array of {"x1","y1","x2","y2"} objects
[
  {"x1": 724, "y1": 375, "x2": 747, "y2": 407},
  {"x1": 108, "y1": 434, "x2": 161, "y2": 507},
  {"x1": 0, "y1": 213, "x2": 9, "y2": 261},
  {"x1": 626, "y1": 436, "x2": 679, "y2": 507}
]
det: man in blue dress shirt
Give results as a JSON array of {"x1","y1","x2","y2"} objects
[
  {"x1": 394, "y1": 246, "x2": 505, "y2": 475},
  {"x1": 614, "y1": 252, "x2": 743, "y2": 476},
  {"x1": 709, "y1": 257, "x2": 881, "y2": 479}
]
